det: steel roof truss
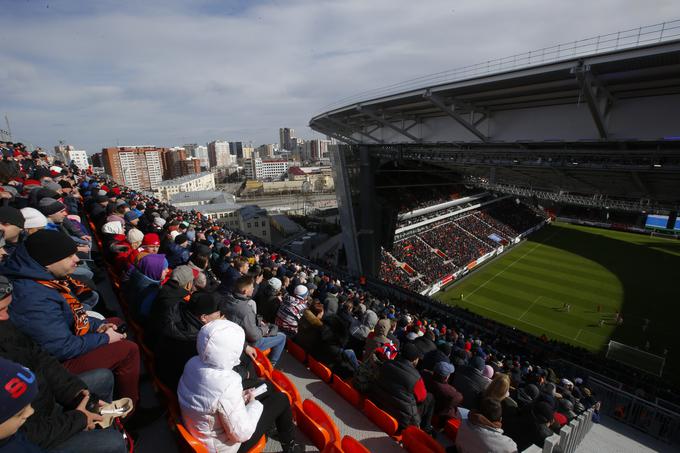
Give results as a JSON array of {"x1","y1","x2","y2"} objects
[{"x1": 423, "y1": 90, "x2": 489, "y2": 142}]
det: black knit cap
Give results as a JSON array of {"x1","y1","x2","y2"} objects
[
  {"x1": 25, "y1": 230, "x2": 78, "y2": 266},
  {"x1": 188, "y1": 291, "x2": 220, "y2": 316},
  {"x1": 175, "y1": 233, "x2": 188, "y2": 244},
  {"x1": 0, "y1": 206, "x2": 25, "y2": 228},
  {"x1": 38, "y1": 199, "x2": 67, "y2": 216},
  {"x1": 58, "y1": 180, "x2": 73, "y2": 189}
]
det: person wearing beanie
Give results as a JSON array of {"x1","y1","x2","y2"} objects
[
  {"x1": 123, "y1": 210, "x2": 140, "y2": 231},
  {"x1": 145, "y1": 265, "x2": 196, "y2": 351},
  {"x1": 126, "y1": 254, "x2": 169, "y2": 320},
  {"x1": 274, "y1": 284, "x2": 310, "y2": 337},
  {"x1": 0, "y1": 206, "x2": 25, "y2": 255},
  {"x1": 126, "y1": 228, "x2": 144, "y2": 250},
  {"x1": 154, "y1": 291, "x2": 225, "y2": 389},
  {"x1": 219, "y1": 276, "x2": 287, "y2": 367},
  {"x1": 0, "y1": 358, "x2": 45, "y2": 452},
  {"x1": 166, "y1": 232, "x2": 190, "y2": 268},
  {"x1": 456, "y1": 397, "x2": 518, "y2": 453},
  {"x1": 0, "y1": 230, "x2": 141, "y2": 408},
  {"x1": 371, "y1": 342, "x2": 435, "y2": 433},
  {"x1": 253, "y1": 277, "x2": 283, "y2": 324},
  {"x1": 422, "y1": 341, "x2": 453, "y2": 372},
  {"x1": 19, "y1": 208, "x2": 47, "y2": 235}
]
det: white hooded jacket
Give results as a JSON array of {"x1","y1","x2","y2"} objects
[{"x1": 177, "y1": 319, "x2": 263, "y2": 452}]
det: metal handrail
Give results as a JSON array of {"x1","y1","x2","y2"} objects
[{"x1": 318, "y1": 19, "x2": 680, "y2": 113}]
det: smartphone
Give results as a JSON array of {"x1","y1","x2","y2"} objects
[{"x1": 251, "y1": 383, "x2": 267, "y2": 398}]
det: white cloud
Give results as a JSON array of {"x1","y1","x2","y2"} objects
[{"x1": 1, "y1": 0, "x2": 677, "y2": 152}]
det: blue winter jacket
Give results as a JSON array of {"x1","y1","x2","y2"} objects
[{"x1": 0, "y1": 244, "x2": 107, "y2": 361}]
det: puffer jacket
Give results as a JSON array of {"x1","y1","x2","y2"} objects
[
  {"x1": 371, "y1": 357, "x2": 425, "y2": 428},
  {"x1": 166, "y1": 242, "x2": 190, "y2": 268},
  {"x1": 178, "y1": 319, "x2": 263, "y2": 453},
  {"x1": 1, "y1": 244, "x2": 107, "y2": 360}
]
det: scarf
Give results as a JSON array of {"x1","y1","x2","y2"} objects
[{"x1": 36, "y1": 276, "x2": 92, "y2": 336}]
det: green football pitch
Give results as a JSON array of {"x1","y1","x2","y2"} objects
[{"x1": 434, "y1": 221, "x2": 680, "y2": 375}]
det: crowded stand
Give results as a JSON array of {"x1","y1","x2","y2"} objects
[
  {"x1": 420, "y1": 223, "x2": 493, "y2": 269},
  {"x1": 0, "y1": 139, "x2": 634, "y2": 453},
  {"x1": 378, "y1": 250, "x2": 424, "y2": 293},
  {"x1": 390, "y1": 237, "x2": 456, "y2": 286},
  {"x1": 454, "y1": 214, "x2": 505, "y2": 248}
]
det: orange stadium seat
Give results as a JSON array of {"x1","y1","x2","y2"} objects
[
  {"x1": 308, "y1": 356, "x2": 332, "y2": 383},
  {"x1": 331, "y1": 375, "x2": 363, "y2": 408},
  {"x1": 176, "y1": 423, "x2": 208, "y2": 453},
  {"x1": 286, "y1": 338, "x2": 307, "y2": 363},
  {"x1": 302, "y1": 399, "x2": 340, "y2": 445},
  {"x1": 401, "y1": 426, "x2": 445, "y2": 453},
  {"x1": 254, "y1": 347, "x2": 274, "y2": 377},
  {"x1": 270, "y1": 369, "x2": 302, "y2": 408},
  {"x1": 341, "y1": 435, "x2": 371, "y2": 453},
  {"x1": 363, "y1": 399, "x2": 399, "y2": 439},
  {"x1": 295, "y1": 401, "x2": 331, "y2": 450}
]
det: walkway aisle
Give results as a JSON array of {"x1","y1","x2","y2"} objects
[
  {"x1": 577, "y1": 416, "x2": 675, "y2": 453},
  {"x1": 265, "y1": 352, "x2": 404, "y2": 452}
]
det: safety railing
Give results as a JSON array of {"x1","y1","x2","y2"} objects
[
  {"x1": 587, "y1": 377, "x2": 680, "y2": 444},
  {"x1": 320, "y1": 19, "x2": 680, "y2": 112},
  {"x1": 522, "y1": 407, "x2": 595, "y2": 452}
]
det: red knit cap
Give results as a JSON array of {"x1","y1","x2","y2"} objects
[{"x1": 142, "y1": 233, "x2": 160, "y2": 246}]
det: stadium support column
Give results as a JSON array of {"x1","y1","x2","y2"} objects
[
  {"x1": 331, "y1": 145, "x2": 363, "y2": 275},
  {"x1": 358, "y1": 145, "x2": 378, "y2": 276}
]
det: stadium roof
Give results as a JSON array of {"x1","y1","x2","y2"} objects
[{"x1": 310, "y1": 21, "x2": 680, "y2": 144}]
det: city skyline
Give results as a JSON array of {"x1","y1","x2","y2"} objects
[{"x1": 2, "y1": 0, "x2": 676, "y2": 153}]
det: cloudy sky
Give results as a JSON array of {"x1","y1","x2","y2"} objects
[{"x1": 1, "y1": 0, "x2": 677, "y2": 153}]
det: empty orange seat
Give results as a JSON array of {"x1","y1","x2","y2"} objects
[
  {"x1": 363, "y1": 399, "x2": 399, "y2": 438},
  {"x1": 286, "y1": 338, "x2": 307, "y2": 363},
  {"x1": 444, "y1": 417, "x2": 461, "y2": 441},
  {"x1": 401, "y1": 426, "x2": 445, "y2": 453},
  {"x1": 308, "y1": 356, "x2": 332, "y2": 383},
  {"x1": 331, "y1": 375, "x2": 362, "y2": 408},
  {"x1": 295, "y1": 402, "x2": 331, "y2": 450},
  {"x1": 176, "y1": 423, "x2": 208, "y2": 453},
  {"x1": 270, "y1": 369, "x2": 302, "y2": 407},
  {"x1": 302, "y1": 399, "x2": 340, "y2": 445},
  {"x1": 341, "y1": 435, "x2": 371, "y2": 453}
]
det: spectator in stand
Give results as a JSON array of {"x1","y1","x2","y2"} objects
[
  {"x1": 451, "y1": 356, "x2": 491, "y2": 410},
  {"x1": 294, "y1": 300, "x2": 324, "y2": 354},
  {"x1": 177, "y1": 319, "x2": 301, "y2": 453},
  {"x1": 254, "y1": 277, "x2": 283, "y2": 323},
  {"x1": 147, "y1": 265, "x2": 195, "y2": 349},
  {"x1": 19, "y1": 208, "x2": 46, "y2": 236},
  {"x1": 166, "y1": 233, "x2": 190, "y2": 268},
  {"x1": 1, "y1": 230, "x2": 141, "y2": 407},
  {"x1": 371, "y1": 342, "x2": 435, "y2": 433},
  {"x1": 218, "y1": 256, "x2": 249, "y2": 295},
  {"x1": 504, "y1": 401, "x2": 560, "y2": 452},
  {"x1": 0, "y1": 278, "x2": 126, "y2": 452},
  {"x1": 155, "y1": 291, "x2": 233, "y2": 389},
  {"x1": 456, "y1": 397, "x2": 518, "y2": 453},
  {"x1": 220, "y1": 276, "x2": 287, "y2": 367},
  {"x1": 123, "y1": 211, "x2": 140, "y2": 233},
  {"x1": 126, "y1": 254, "x2": 169, "y2": 320},
  {"x1": 422, "y1": 342, "x2": 452, "y2": 371},
  {"x1": 0, "y1": 358, "x2": 46, "y2": 453},
  {"x1": 0, "y1": 206, "x2": 24, "y2": 256},
  {"x1": 275, "y1": 284, "x2": 310, "y2": 336},
  {"x1": 423, "y1": 361, "x2": 463, "y2": 427},
  {"x1": 483, "y1": 373, "x2": 518, "y2": 420}
]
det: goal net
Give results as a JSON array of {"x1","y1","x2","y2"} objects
[{"x1": 606, "y1": 340, "x2": 665, "y2": 376}]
